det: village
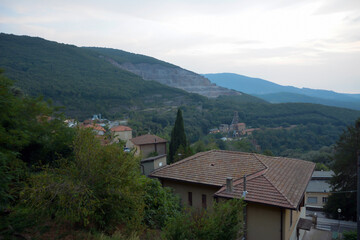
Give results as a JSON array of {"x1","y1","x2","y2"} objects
[{"x1": 64, "y1": 113, "x2": 355, "y2": 240}]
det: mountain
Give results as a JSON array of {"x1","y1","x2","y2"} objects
[
  {"x1": 84, "y1": 47, "x2": 239, "y2": 98},
  {"x1": 1, "y1": 33, "x2": 360, "y2": 155},
  {"x1": 0, "y1": 33, "x2": 261, "y2": 120},
  {"x1": 204, "y1": 73, "x2": 360, "y2": 110}
]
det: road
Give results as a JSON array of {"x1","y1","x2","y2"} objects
[{"x1": 306, "y1": 210, "x2": 357, "y2": 233}]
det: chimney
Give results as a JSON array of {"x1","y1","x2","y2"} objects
[{"x1": 226, "y1": 177, "x2": 233, "y2": 193}]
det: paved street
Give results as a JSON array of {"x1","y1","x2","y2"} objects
[{"x1": 306, "y1": 210, "x2": 357, "y2": 234}]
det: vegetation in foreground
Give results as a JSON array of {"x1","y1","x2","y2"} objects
[
  {"x1": 0, "y1": 72, "x2": 245, "y2": 239},
  {"x1": 324, "y1": 119, "x2": 360, "y2": 221}
]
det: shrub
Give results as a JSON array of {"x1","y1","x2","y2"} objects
[
  {"x1": 143, "y1": 178, "x2": 181, "y2": 229},
  {"x1": 21, "y1": 129, "x2": 145, "y2": 232},
  {"x1": 163, "y1": 198, "x2": 244, "y2": 240}
]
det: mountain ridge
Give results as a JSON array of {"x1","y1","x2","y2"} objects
[{"x1": 204, "y1": 73, "x2": 360, "y2": 110}]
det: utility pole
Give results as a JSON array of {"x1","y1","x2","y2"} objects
[
  {"x1": 356, "y1": 120, "x2": 360, "y2": 240},
  {"x1": 357, "y1": 150, "x2": 360, "y2": 240}
]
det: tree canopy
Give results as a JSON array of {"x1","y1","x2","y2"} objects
[
  {"x1": 168, "y1": 109, "x2": 189, "y2": 164},
  {"x1": 324, "y1": 118, "x2": 360, "y2": 220}
]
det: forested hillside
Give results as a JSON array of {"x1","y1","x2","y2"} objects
[{"x1": 1, "y1": 33, "x2": 360, "y2": 158}]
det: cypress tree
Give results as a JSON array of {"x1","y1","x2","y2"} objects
[{"x1": 169, "y1": 109, "x2": 188, "y2": 164}]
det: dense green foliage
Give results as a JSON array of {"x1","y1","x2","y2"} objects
[
  {"x1": 163, "y1": 199, "x2": 244, "y2": 240},
  {"x1": 143, "y1": 178, "x2": 181, "y2": 229},
  {"x1": 343, "y1": 231, "x2": 357, "y2": 240},
  {"x1": 252, "y1": 124, "x2": 339, "y2": 157},
  {"x1": 0, "y1": 72, "x2": 75, "y2": 210},
  {"x1": 324, "y1": 119, "x2": 360, "y2": 221},
  {"x1": 22, "y1": 129, "x2": 145, "y2": 231},
  {"x1": 169, "y1": 109, "x2": 189, "y2": 164},
  {"x1": 85, "y1": 47, "x2": 178, "y2": 68}
]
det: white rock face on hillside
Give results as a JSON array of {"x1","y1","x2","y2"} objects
[{"x1": 106, "y1": 58, "x2": 241, "y2": 98}]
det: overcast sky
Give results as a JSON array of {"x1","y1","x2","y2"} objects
[{"x1": 1, "y1": 0, "x2": 360, "y2": 93}]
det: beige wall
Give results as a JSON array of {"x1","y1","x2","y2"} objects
[
  {"x1": 247, "y1": 203, "x2": 281, "y2": 240},
  {"x1": 283, "y1": 208, "x2": 302, "y2": 240},
  {"x1": 114, "y1": 130, "x2": 132, "y2": 143},
  {"x1": 138, "y1": 143, "x2": 166, "y2": 158},
  {"x1": 154, "y1": 156, "x2": 166, "y2": 169},
  {"x1": 305, "y1": 192, "x2": 330, "y2": 207},
  {"x1": 161, "y1": 178, "x2": 305, "y2": 240},
  {"x1": 247, "y1": 203, "x2": 304, "y2": 240},
  {"x1": 142, "y1": 155, "x2": 167, "y2": 176},
  {"x1": 162, "y1": 179, "x2": 219, "y2": 209}
]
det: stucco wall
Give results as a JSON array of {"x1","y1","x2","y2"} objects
[
  {"x1": 113, "y1": 130, "x2": 132, "y2": 143},
  {"x1": 246, "y1": 203, "x2": 281, "y2": 240},
  {"x1": 283, "y1": 207, "x2": 303, "y2": 240},
  {"x1": 162, "y1": 179, "x2": 219, "y2": 209},
  {"x1": 305, "y1": 192, "x2": 330, "y2": 207},
  {"x1": 154, "y1": 156, "x2": 166, "y2": 169},
  {"x1": 142, "y1": 155, "x2": 167, "y2": 176},
  {"x1": 140, "y1": 143, "x2": 166, "y2": 157}
]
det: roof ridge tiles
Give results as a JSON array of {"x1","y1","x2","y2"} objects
[
  {"x1": 252, "y1": 153, "x2": 269, "y2": 169},
  {"x1": 150, "y1": 150, "x2": 212, "y2": 175},
  {"x1": 262, "y1": 174, "x2": 294, "y2": 208},
  {"x1": 260, "y1": 155, "x2": 299, "y2": 208}
]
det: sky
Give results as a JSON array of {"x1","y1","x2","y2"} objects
[{"x1": 1, "y1": 0, "x2": 360, "y2": 93}]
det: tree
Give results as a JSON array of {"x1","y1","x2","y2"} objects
[
  {"x1": 22, "y1": 129, "x2": 145, "y2": 232},
  {"x1": 169, "y1": 109, "x2": 189, "y2": 164},
  {"x1": 324, "y1": 118, "x2": 360, "y2": 220},
  {"x1": 0, "y1": 71, "x2": 74, "y2": 210}
]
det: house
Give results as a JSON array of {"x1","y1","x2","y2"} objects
[
  {"x1": 128, "y1": 134, "x2": 167, "y2": 158},
  {"x1": 141, "y1": 154, "x2": 167, "y2": 176},
  {"x1": 110, "y1": 125, "x2": 132, "y2": 143},
  {"x1": 82, "y1": 124, "x2": 106, "y2": 136},
  {"x1": 305, "y1": 171, "x2": 333, "y2": 210},
  {"x1": 150, "y1": 150, "x2": 315, "y2": 240}
]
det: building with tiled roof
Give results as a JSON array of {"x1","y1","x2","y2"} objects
[
  {"x1": 82, "y1": 124, "x2": 106, "y2": 135},
  {"x1": 110, "y1": 125, "x2": 132, "y2": 143},
  {"x1": 128, "y1": 134, "x2": 167, "y2": 158},
  {"x1": 150, "y1": 150, "x2": 315, "y2": 240},
  {"x1": 305, "y1": 171, "x2": 333, "y2": 210}
]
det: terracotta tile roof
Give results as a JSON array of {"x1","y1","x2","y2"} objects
[
  {"x1": 150, "y1": 150, "x2": 266, "y2": 187},
  {"x1": 150, "y1": 150, "x2": 315, "y2": 209},
  {"x1": 130, "y1": 134, "x2": 167, "y2": 145},
  {"x1": 82, "y1": 124, "x2": 106, "y2": 132},
  {"x1": 111, "y1": 125, "x2": 132, "y2": 132}
]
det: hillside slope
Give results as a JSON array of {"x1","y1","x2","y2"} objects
[
  {"x1": 0, "y1": 33, "x2": 260, "y2": 120},
  {"x1": 204, "y1": 73, "x2": 360, "y2": 110},
  {"x1": 86, "y1": 47, "x2": 239, "y2": 98},
  {"x1": 0, "y1": 33, "x2": 210, "y2": 118}
]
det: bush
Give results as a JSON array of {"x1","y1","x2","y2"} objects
[
  {"x1": 343, "y1": 231, "x2": 357, "y2": 240},
  {"x1": 143, "y1": 178, "x2": 181, "y2": 229},
  {"x1": 21, "y1": 129, "x2": 145, "y2": 232},
  {"x1": 163, "y1": 198, "x2": 244, "y2": 240}
]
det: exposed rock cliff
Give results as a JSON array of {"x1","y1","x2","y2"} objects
[{"x1": 104, "y1": 57, "x2": 241, "y2": 98}]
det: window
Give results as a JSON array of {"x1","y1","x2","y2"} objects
[
  {"x1": 202, "y1": 194, "x2": 207, "y2": 209},
  {"x1": 188, "y1": 192, "x2": 192, "y2": 206},
  {"x1": 322, "y1": 197, "x2": 328, "y2": 203},
  {"x1": 307, "y1": 197, "x2": 318, "y2": 204},
  {"x1": 159, "y1": 162, "x2": 163, "y2": 167},
  {"x1": 290, "y1": 210, "x2": 293, "y2": 227}
]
